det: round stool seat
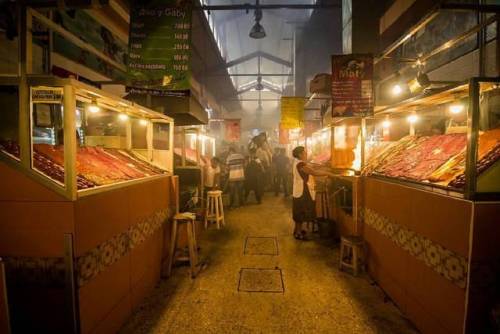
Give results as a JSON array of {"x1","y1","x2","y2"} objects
[
  {"x1": 174, "y1": 212, "x2": 196, "y2": 221},
  {"x1": 341, "y1": 235, "x2": 363, "y2": 244},
  {"x1": 207, "y1": 190, "x2": 223, "y2": 196}
]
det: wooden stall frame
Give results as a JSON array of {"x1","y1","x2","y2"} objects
[
  {"x1": 0, "y1": 75, "x2": 175, "y2": 201},
  {"x1": 370, "y1": 78, "x2": 500, "y2": 200}
]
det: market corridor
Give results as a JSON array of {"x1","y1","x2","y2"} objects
[{"x1": 120, "y1": 195, "x2": 418, "y2": 334}]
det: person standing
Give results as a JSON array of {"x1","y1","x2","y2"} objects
[
  {"x1": 226, "y1": 147, "x2": 246, "y2": 208},
  {"x1": 204, "y1": 157, "x2": 221, "y2": 192},
  {"x1": 274, "y1": 148, "x2": 290, "y2": 197},
  {"x1": 291, "y1": 146, "x2": 335, "y2": 240},
  {"x1": 245, "y1": 149, "x2": 265, "y2": 204}
]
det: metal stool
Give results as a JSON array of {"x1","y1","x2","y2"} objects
[
  {"x1": 339, "y1": 235, "x2": 364, "y2": 276},
  {"x1": 166, "y1": 212, "x2": 199, "y2": 278},
  {"x1": 205, "y1": 190, "x2": 225, "y2": 229}
]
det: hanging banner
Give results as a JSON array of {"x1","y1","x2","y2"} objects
[
  {"x1": 331, "y1": 54, "x2": 373, "y2": 117},
  {"x1": 224, "y1": 119, "x2": 241, "y2": 142},
  {"x1": 280, "y1": 97, "x2": 305, "y2": 129},
  {"x1": 127, "y1": 0, "x2": 192, "y2": 96},
  {"x1": 279, "y1": 123, "x2": 289, "y2": 145}
]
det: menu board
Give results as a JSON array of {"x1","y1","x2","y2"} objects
[
  {"x1": 331, "y1": 54, "x2": 373, "y2": 117},
  {"x1": 280, "y1": 97, "x2": 305, "y2": 129},
  {"x1": 128, "y1": 0, "x2": 192, "y2": 96}
]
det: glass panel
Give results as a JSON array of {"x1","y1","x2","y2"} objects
[
  {"x1": 332, "y1": 119, "x2": 361, "y2": 170},
  {"x1": 153, "y1": 122, "x2": 170, "y2": 150},
  {"x1": 0, "y1": 86, "x2": 20, "y2": 160},
  {"x1": 31, "y1": 87, "x2": 65, "y2": 186},
  {"x1": 131, "y1": 118, "x2": 148, "y2": 149},
  {"x1": 363, "y1": 97, "x2": 469, "y2": 190},
  {"x1": 310, "y1": 128, "x2": 331, "y2": 164},
  {"x1": 475, "y1": 82, "x2": 500, "y2": 194},
  {"x1": 75, "y1": 100, "x2": 164, "y2": 189}
]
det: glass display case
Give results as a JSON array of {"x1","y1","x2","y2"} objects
[
  {"x1": 363, "y1": 78, "x2": 500, "y2": 199},
  {"x1": 174, "y1": 127, "x2": 215, "y2": 167},
  {"x1": 0, "y1": 76, "x2": 174, "y2": 199}
]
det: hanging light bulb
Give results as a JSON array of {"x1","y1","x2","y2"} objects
[
  {"x1": 392, "y1": 83, "x2": 403, "y2": 96},
  {"x1": 118, "y1": 113, "x2": 129, "y2": 121},
  {"x1": 407, "y1": 113, "x2": 419, "y2": 124},
  {"x1": 139, "y1": 119, "x2": 148, "y2": 126},
  {"x1": 88, "y1": 98, "x2": 100, "y2": 113},
  {"x1": 382, "y1": 118, "x2": 391, "y2": 128},
  {"x1": 449, "y1": 103, "x2": 464, "y2": 114}
]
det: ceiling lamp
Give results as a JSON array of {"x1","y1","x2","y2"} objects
[
  {"x1": 249, "y1": 22, "x2": 266, "y2": 39},
  {"x1": 449, "y1": 103, "x2": 464, "y2": 114},
  {"x1": 255, "y1": 76, "x2": 264, "y2": 91},
  {"x1": 249, "y1": 2, "x2": 266, "y2": 39}
]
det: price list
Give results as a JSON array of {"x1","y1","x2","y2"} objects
[
  {"x1": 331, "y1": 54, "x2": 373, "y2": 117},
  {"x1": 128, "y1": 2, "x2": 192, "y2": 93}
]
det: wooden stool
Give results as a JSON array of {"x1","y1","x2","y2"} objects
[
  {"x1": 205, "y1": 190, "x2": 225, "y2": 229},
  {"x1": 339, "y1": 235, "x2": 364, "y2": 276},
  {"x1": 166, "y1": 212, "x2": 199, "y2": 278}
]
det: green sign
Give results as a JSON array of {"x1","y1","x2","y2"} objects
[{"x1": 128, "y1": 1, "x2": 192, "y2": 94}]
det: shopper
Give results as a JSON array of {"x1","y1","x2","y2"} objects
[
  {"x1": 274, "y1": 148, "x2": 290, "y2": 197},
  {"x1": 291, "y1": 146, "x2": 335, "y2": 240},
  {"x1": 204, "y1": 157, "x2": 221, "y2": 192},
  {"x1": 245, "y1": 149, "x2": 265, "y2": 204},
  {"x1": 226, "y1": 147, "x2": 246, "y2": 208}
]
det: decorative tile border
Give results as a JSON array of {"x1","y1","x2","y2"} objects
[
  {"x1": 76, "y1": 207, "x2": 171, "y2": 287},
  {"x1": 362, "y1": 207, "x2": 468, "y2": 289},
  {"x1": 1, "y1": 207, "x2": 172, "y2": 289}
]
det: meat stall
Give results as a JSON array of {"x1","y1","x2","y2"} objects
[
  {"x1": 0, "y1": 75, "x2": 176, "y2": 333},
  {"x1": 361, "y1": 79, "x2": 500, "y2": 334}
]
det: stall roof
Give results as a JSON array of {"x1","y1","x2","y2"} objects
[
  {"x1": 374, "y1": 82, "x2": 470, "y2": 115},
  {"x1": 25, "y1": 75, "x2": 174, "y2": 121},
  {"x1": 125, "y1": 93, "x2": 208, "y2": 126}
]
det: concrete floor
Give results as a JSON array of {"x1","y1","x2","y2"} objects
[{"x1": 120, "y1": 194, "x2": 419, "y2": 334}]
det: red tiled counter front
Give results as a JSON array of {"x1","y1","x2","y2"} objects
[
  {"x1": 0, "y1": 161, "x2": 175, "y2": 333},
  {"x1": 361, "y1": 177, "x2": 500, "y2": 334}
]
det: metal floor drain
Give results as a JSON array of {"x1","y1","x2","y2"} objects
[
  {"x1": 238, "y1": 268, "x2": 284, "y2": 293},
  {"x1": 244, "y1": 237, "x2": 279, "y2": 255}
]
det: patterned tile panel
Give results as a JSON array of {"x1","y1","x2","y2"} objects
[
  {"x1": 76, "y1": 207, "x2": 170, "y2": 287},
  {"x1": 1, "y1": 207, "x2": 172, "y2": 289},
  {"x1": 362, "y1": 207, "x2": 468, "y2": 289}
]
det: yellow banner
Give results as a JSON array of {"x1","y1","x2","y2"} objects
[{"x1": 280, "y1": 97, "x2": 305, "y2": 129}]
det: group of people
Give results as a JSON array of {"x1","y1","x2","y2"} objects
[
  {"x1": 204, "y1": 138, "x2": 335, "y2": 241},
  {"x1": 204, "y1": 145, "x2": 291, "y2": 209}
]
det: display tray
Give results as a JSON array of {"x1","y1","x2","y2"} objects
[
  {"x1": 0, "y1": 141, "x2": 166, "y2": 190},
  {"x1": 363, "y1": 128, "x2": 500, "y2": 191}
]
